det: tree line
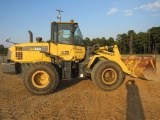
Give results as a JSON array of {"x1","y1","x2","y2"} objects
[
  {"x1": 0, "y1": 26, "x2": 159, "y2": 55},
  {"x1": 0, "y1": 45, "x2": 7, "y2": 55},
  {"x1": 84, "y1": 26, "x2": 160, "y2": 54}
]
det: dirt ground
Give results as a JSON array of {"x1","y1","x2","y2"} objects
[{"x1": 0, "y1": 62, "x2": 160, "y2": 120}]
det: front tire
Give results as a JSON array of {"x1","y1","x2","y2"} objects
[
  {"x1": 23, "y1": 63, "x2": 59, "y2": 95},
  {"x1": 91, "y1": 60, "x2": 124, "y2": 91}
]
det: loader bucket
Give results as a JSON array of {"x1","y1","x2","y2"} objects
[{"x1": 121, "y1": 55, "x2": 156, "y2": 80}]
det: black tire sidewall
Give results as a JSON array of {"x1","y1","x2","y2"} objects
[
  {"x1": 91, "y1": 60, "x2": 124, "y2": 91},
  {"x1": 24, "y1": 64, "x2": 58, "y2": 95}
]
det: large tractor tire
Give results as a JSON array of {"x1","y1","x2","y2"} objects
[
  {"x1": 23, "y1": 63, "x2": 59, "y2": 95},
  {"x1": 91, "y1": 60, "x2": 125, "y2": 91}
]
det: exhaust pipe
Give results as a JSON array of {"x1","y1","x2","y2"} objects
[{"x1": 28, "y1": 30, "x2": 33, "y2": 43}]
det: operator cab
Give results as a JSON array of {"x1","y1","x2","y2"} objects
[
  {"x1": 51, "y1": 19, "x2": 84, "y2": 46},
  {"x1": 49, "y1": 20, "x2": 86, "y2": 61}
]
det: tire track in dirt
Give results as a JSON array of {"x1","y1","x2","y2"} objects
[
  {"x1": 63, "y1": 79, "x2": 127, "y2": 120},
  {"x1": 0, "y1": 75, "x2": 85, "y2": 119},
  {"x1": 0, "y1": 95, "x2": 14, "y2": 119},
  {"x1": 105, "y1": 91, "x2": 127, "y2": 119},
  {"x1": 126, "y1": 75, "x2": 160, "y2": 120},
  {"x1": 0, "y1": 72, "x2": 34, "y2": 120},
  {"x1": 1, "y1": 63, "x2": 160, "y2": 120},
  {"x1": 9, "y1": 94, "x2": 35, "y2": 120},
  {"x1": 145, "y1": 81, "x2": 160, "y2": 118},
  {"x1": 0, "y1": 100, "x2": 14, "y2": 120},
  {"x1": 145, "y1": 62, "x2": 160, "y2": 118},
  {"x1": 0, "y1": 73, "x2": 17, "y2": 120},
  {"x1": 21, "y1": 80, "x2": 86, "y2": 120}
]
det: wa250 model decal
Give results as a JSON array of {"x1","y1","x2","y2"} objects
[{"x1": 22, "y1": 46, "x2": 48, "y2": 51}]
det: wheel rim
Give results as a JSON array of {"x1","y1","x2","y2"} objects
[
  {"x1": 32, "y1": 71, "x2": 50, "y2": 88},
  {"x1": 102, "y1": 68, "x2": 117, "y2": 84}
]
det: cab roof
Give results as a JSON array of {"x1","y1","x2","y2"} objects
[{"x1": 52, "y1": 19, "x2": 78, "y2": 24}]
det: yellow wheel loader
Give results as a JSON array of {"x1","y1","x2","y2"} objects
[{"x1": 1, "y1": 20, "x2": 156, "y2": 95}]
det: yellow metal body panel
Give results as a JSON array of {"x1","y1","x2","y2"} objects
[
  {"x1": 9, "y1": 42, "x2": 85, "y2": 63},
  {"x1": 55, "y1": 44, "x2": 85, "y2": 61},
  {"x1": 9, "y1": 42, "x2": 52, "y2": 63},
  {"x1": 74, "y1": 46, "x2": 86, "y2": 60}
]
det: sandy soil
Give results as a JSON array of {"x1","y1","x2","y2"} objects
[{"x1": 0, "y1": 62, "x2": 160, "y2": 120}]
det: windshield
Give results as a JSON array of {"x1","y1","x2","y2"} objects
[
  {"x1": 53, "y1": 23, "x2": 84, "y2": 46},
  {"x1": 74, "y1": 25, "x2": 84, "y2": 46}
]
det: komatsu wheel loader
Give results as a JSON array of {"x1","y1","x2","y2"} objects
[{"x1": 1, "y1": 19, "x2": 156, "y2": 95}]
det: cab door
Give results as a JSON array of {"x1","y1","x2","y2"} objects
[
  {"x1": 57, "y1": 24, "x2": 75, "y2": 60},
  {"x1": 57, "y1": 44, "x2": 75, "y2": 60},
  {"x1": 73, "y1": 25, "x2": 85, "y2": 61},
  {"x1": 55, "y1": 23, "x2": 85, "y2": 61}
]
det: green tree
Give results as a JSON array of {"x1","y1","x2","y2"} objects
[
  {"x1": 128, "y1": 30, "x2": 136, "y2": 54},
  {"x1": 116, "y1": 33, "x2": 129, "y2": 54},
  {"x1": 83, "y1": 37, "x2": 92, "y2": 46},
  {"x1": 100, "y1": 37, "x2": 108, "y2": 46},
  {"x1": 81, "y1": 26, "x2": 160, "y2": 54},
  {"x1": 0, "y1": 44, "x2": 5, "y2": 54},
  {"x1": 135, "y1": 32, "x2": 148, "y2": 54},
  {"x1": 107, "y1": 37, "x2": 115, "y2": 46},
  {"x1": 148, "y1": 27, "x2": 160, "y2": 54},
  {"x1": 92, "y1": 38, "x2": 101, "y2": 46}
]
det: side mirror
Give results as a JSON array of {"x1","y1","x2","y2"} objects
[{"x1": 6, "y1": 38, "x2": 18, "y2": 44}]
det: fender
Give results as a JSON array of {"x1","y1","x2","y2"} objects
[{"x1": 87, "y1": 54, "x2": 131, "y2": 75}]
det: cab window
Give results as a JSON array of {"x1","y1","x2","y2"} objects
[
  {"x1": 58, "y1": 24, "x2": 71, "y2": 44},
  {"x1": 74, "y1": 25, "x2": 84, "y2": 46}
]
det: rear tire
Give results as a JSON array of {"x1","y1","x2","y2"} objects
[
  {"x1": 91, "y1": 60, "x2": 124, "y2": 91},
  {"x1": 23, "y1": 63, "x2": 59, "y2": 95}
]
